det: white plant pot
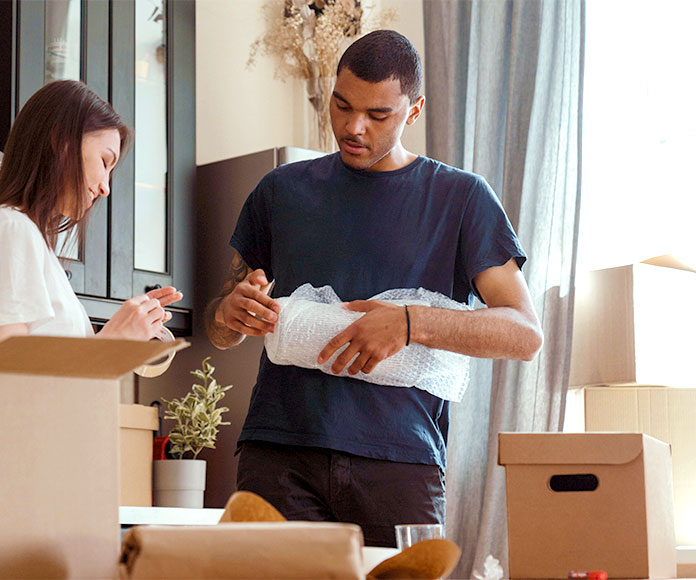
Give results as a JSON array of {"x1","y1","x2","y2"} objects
[{"x1": 153, "y1": 459, "x2": 206, "y2": 508}]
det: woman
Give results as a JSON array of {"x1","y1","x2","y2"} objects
[{"x1": 0, "y1": 80, "x2": 182, "y2": 341}]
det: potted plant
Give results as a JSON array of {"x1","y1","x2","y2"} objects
[{"x1": 153, "y1": 357, "x2": 232, "y2": 508}]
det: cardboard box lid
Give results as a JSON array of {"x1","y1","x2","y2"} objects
[
  {"x1": 0, "y1": 336, "x2": 189, "y2": 379},
  {"x1": 498, "y1": 432, "x2": 650, "y2": 466}
]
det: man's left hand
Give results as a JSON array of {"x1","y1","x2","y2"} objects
[{"x1": 317, "y1": 300, "x2": 408, "y2": 375}]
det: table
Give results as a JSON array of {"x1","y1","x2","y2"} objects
[{"x1": 119, "y1": 506, "x2": 225, "y2": 527}]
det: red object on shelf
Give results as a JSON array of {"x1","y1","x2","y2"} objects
[
  {"x1": 568, "y1": 571, "x2": 608, "y2": 580},
  {"x1": 153, "y1": 435, "x2": 170, "y2": 460}
]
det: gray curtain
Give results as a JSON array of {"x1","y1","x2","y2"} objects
[{"x1": 423, "y1": 1, "x2": 585, "y2": 577}]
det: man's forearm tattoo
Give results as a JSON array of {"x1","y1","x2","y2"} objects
[
  {"x1": 221, "y1": 252, "x2": 248, "y2": 296},
  {"x1": 205, "y1": 252, "x2": 249, "y2": 348}
]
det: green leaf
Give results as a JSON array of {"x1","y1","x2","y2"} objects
[{"x1": 159, "y1": 355, "x2": 232, "y2": 457}]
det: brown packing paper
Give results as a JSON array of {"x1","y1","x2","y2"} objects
[
  {"x1": 119, "y1": 522, "x2": 365, "y2": 580},
  {"x1": 367, "y1": 539, "x2": 461, "y2": 580},
  {"x1": 218, "y1": 490, "x2": 286, "y2": 523}
]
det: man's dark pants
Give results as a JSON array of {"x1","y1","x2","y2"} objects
[{"x1": 236, "y1": 440, "x2": 446, "y2": 547}]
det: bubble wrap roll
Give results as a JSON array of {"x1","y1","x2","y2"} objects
[{"x1": 264, "y1": 284, "x2": 471, "y2": 402}]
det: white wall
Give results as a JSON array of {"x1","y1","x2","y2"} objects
[{"x1": 195, "y1": 0, "x2": 426, "y2": 165}]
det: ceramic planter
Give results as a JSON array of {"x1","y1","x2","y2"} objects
[{"x1": 153, "y1": 459, "x2": 206, "y2": 508}]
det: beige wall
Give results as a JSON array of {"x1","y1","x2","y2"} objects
[{"x1": 195, "y1": 0, "x2": 426, "y2": 165}]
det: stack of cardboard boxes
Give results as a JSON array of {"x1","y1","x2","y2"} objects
[{"x1": 565, "y1": 258, "x2": 696, "y2": 576}]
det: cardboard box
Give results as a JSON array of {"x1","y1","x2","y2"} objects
[
  {"x1": 569, "y1": 259, "x2": 696, "y2": 388},
  {"x1": 498, "y1": 432, "x2": 676, "y2": 579},
  {"x1": 566, "y1": 385, "x2": 696, "y2": 547},
  {"x1": 120, "y1": 404, "x2": 159, "y2": 506},
  {"x1": 0, "y1": 336, "x2": 187, "y2": 579},
  {"x1": 677, "y1": 546, "x2": 696, "y2": 578}
]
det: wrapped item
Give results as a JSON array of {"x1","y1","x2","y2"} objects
[
  {"x1": 119, "y1": 522, "x2": 364, "y2": 580},
  {"x1": 264, "y1": 284, "x2": 471, "y2": 402}
]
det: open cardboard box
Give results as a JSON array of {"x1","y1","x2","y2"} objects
[
  {"x1": 569, "y1": 255, "x2": 696, "y2": 388},
  {"x1": 0, "y1": 335, "x2": 188, "y2": 579},
  {"x1": 499, "y1": 432, "x2": 676, "y2": 579}
]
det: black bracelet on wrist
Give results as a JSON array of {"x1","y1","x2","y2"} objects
[{"x1": 404, "y1": 305, "x2": 411, "y2": 346}]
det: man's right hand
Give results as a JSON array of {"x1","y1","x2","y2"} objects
[
  {"x1": 206, "y1": 250, "x2": 282, "y2": 350},
  {"x1": 214, "y1": 269, "x2": 280, "y2": 337}
]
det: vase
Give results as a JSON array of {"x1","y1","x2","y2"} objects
[
  {"x1": 306, "y1": 75, "x2": 337, "y2": 153},
  {"x1": 153, "y1": 459, "x2": 206, "y2": 508}
]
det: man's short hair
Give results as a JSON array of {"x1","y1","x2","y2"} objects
[{"x1": 337, "y1": 30, "x2": 423, "y2": 105}]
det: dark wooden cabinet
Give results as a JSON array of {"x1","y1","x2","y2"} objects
[{"x1": 3, "y1": 0, "x2": 194, "y2": 335}]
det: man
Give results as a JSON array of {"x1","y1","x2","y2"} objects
[{"x1": 206, "y1": 30, "x2": 543, "y2": 547}]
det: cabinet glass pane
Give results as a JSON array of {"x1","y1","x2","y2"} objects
[
  {"x1": 46, "y1": 0, "x2": 81, "y2": 261},
  {"x1": 134, "y1": 0, "x2": 168, "y2": 273},
  {"x1": 56, "y1": 228, "x2": 81, "y2": 261},
  {"x1": 44, "y1": 0, "x2": 81, "y2": 84}
]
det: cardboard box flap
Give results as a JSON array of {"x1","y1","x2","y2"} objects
[
  {"x1": 0, "y1": 336, "x2": 189, "y2": 379},
  {"x1": 498, "y1": 432, "x2": 646, "y2": 466},
  {"x1": 641, "y1": 254, "x2": 696, "y2": 273},
  {"x1": 120, "y1": 404, "x2": 159, "y2": 430}
]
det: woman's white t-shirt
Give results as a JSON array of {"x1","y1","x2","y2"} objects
[{"x1": 0, "y1": 206, "x2": 93, "y2": 337}]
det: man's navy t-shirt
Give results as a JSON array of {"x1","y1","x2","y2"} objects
[{"x1": 230, "y1": 153, "x2": 525, "y2": 469}]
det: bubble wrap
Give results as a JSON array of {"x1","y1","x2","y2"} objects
[{"x1": 264, "y1": 283, "x2": 471, "y2": 402}]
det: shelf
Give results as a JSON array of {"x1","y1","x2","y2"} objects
[{"x1": 120, "y1": 506, "x2": 224, "y2": 526}]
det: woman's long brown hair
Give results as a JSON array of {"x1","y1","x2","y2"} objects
[{"x1": 0, "y1": 80, "x2": 131, "y2": 250}]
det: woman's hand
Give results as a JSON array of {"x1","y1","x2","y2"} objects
[{"x1": 97, "y1": 286, "x2": 183, "y2": 341}]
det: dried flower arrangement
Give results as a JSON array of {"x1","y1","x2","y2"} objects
[{"x1": 248, "y1": 0, "x2": 397, "y2": 152}]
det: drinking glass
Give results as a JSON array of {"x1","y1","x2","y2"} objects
[{"x1": 394, "y1": 523, "x2": 444, "y2": 550}]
